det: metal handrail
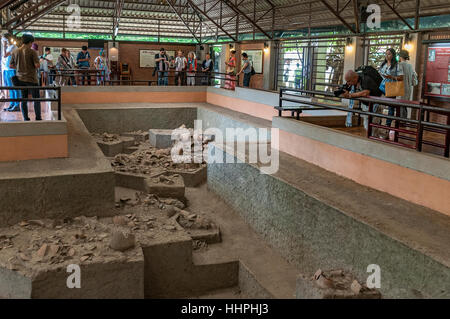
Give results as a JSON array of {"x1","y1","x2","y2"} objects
[
  {"x1": 277, "y1": 88, "x2": 450, "y2": 157},
  {"x1": 0, "y1": 86, "x2": 62, "y2": 121}
]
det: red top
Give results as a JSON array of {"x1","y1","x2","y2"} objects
[{"x1": 188, "y1": 58, "x2": 197, "y2": 72}]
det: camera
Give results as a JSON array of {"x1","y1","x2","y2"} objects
[{"x1": 334, "y1": 84, "x2": 351, "y2": 97}]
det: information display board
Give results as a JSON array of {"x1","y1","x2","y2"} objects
[
  {"x1": 241, "y1": 49, "x2": 263, "y2": 74},
  {"x1": 140, "y1": 49, "x2": 175, "y2": 68},
  {"x1": 424, "y1": 44, "x2": 450, "y2": 98}
]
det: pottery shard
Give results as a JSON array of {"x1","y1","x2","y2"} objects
[
  {"x1": 329, "y1": 269, "x2": 344, "y2": 277},
  {"x1": 109, "y1": 231, "x2": 135, "y2": 252},
  {"x1": 19, "y1": 253, "x2": 30, "y2": 261},
  {"x1": 36, "y1": 244, "x2": 49, "y2": 258},
  {"x1": 350, "y1": 280, "x2": 362, "y2": 294},
  {"x1": 113, "y1": 216, "x2": 128, "y2": 226},
  {"x1": 48, "y1": 244, "x2": 60, "y2": 256},
  {"x1": 313, "y1": 269, "x2": 322, "y2": 280},
  {"x1": 28, "y1": 220, "x2": 45, "y2": 227},
  {"x1": 315, "y1": 276, "x2": 334, "y2": 289},
  {"x1": 165, "y1": 205, "x2": 177, "y2": 218}
]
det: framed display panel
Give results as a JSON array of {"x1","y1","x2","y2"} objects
[
  {"x1": 140, "y1": 49, "x2": 175, "y2": 68},
  {"x1": 423, "y1": 41, "x2": 450, "y2": 102},
  {"x1": 242, "y1": 49, "x2": 263, "y2": 74}
]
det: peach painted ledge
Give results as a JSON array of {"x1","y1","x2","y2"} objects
[
  {"x1": 277, "y1": 129, "x2": 450, "y2": 217},
  {"x1": 0, "y1": 135, "x2": 68, "y2": 162},
  {"x1": 207, "y1": 92, "x2": 277, "y2": 121},
  {"x1": 62, "y1": 91, "x2": 206, "y2": 104}
]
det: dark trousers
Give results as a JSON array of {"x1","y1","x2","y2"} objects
[
  {"x1": 16, "y1": 80, "x2": 41, "y2": 121},
  {"x1": 175, "y1": 72, "x2": 186, "y2": 86},
  {"x1": 243, "y1": 73, "x2": 252, "y2": 87},
  {"x1": 48, "y1": 69, "x2": 56, "y2": 85},
  {"x1": 79, "y1": 67, "x2": 91, "y2": 85}
]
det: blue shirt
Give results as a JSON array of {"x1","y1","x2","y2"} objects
[{"x1": 77, "y1": 51, "x2": 90, "y2": 68}]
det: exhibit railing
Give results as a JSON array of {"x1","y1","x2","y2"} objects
[
  {"x1": 50, "y1": 69, "x2": 240, "y2": 87},
  {"x1": 276, "y1": 88, "x2": 450, "y2": 157},
  {"x1": 0, "y1": 86, "x2": 62, "y2": 121}
]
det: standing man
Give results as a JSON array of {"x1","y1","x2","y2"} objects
[
  {"x1": 154, "y1": 48, "x2": 169, "y2": 86},
  {"x1": 9, "y1": 34, "x2": 42, "y2": 121},
  {"x1": 2, "y1": 34, "x2": 20, "y2": 112},
  {"x1": 284, "y1": 60, "x2": 291, "y2": 84},
  {"x1": 201, "y1": 53, "x2": 213, "y2": 86},
  {"x1": 237, "y1": 52, "x2": 253, "y2": 88},
  {"x1": 66, "y1": 49, "x2": 76, "y2": 86},
  {"x1": 1, "y1": 32, "x2": 11, "y2": 99},
  {"x1": 294, "y1": 63, "x2": 302, "y2": 89},
  {"x1": 77, "y1": 45, "x2": 91, "y2": 85},
  {"x1": 40, "y1": 47, "x2": 55, "y2": 84}
]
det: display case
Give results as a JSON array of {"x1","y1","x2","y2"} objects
[{"x1": 423, "y1": 41, "x2": 450, "y2": 103}]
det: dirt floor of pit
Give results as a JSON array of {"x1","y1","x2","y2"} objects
[
  {"x1": 115, "y1": 184, "x2": 298, "y2": 299},
  {"x1": 185, "y1": 185, "x2": 298, "y2": 299}
]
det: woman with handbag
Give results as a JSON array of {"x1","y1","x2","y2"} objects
[
  {"x1": 379, "y1": 48, "x2": 404, "y2": 129},
  {"x1": 56, "y1": 48, "x2": 70, "y2": 86},
  {"x1": 224, "y1": 49, "x2": 236, "y2": 90}
]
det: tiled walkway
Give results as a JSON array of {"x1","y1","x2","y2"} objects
[{"x1": 0, "y1": 102, "x2": 52, "y2": 122}]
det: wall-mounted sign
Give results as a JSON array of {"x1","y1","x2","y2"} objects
[
  {"x1": 242, "y1": 49, "x2": 263, "y2": 74},
  {"x1": 140, "y1": 49, "x2": 175, "y2": 68},
  {"x1": 424, "y1": 44, "x2": 450, "y2": 98}
]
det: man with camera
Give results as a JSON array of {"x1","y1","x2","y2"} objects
[
  {"x1": 155, "y1": 48, "x2": 169, "y2": 86},
  {"x1": 337, "y1": 68, "x2": 385, "y2": 138}
]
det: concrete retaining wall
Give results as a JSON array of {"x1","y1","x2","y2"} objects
[
  {"x1": 197, "y1": 105, "x2": 272, "y2": 143},
  {"x1": 207, "y1": 143, "x2": 450, "y2": 299},
  {"x1": 77, "y1": 107, "x2": 197, "y2": 134},
  {"x1": 0, "y1": 171, "x2": 115, "y2": 227},
  {"x1": 273, "y1": 117, "x2": 450, "y2": 216}
]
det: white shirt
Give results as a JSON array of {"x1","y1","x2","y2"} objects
[
  {"x1": 175, "y1": 56, "x2": 187, "y2": 71},
  {"x1": 1, "y1": 37, "x2": 9, "y2": 70},
  {"x1": 3, "y1": 44, "x2": 17, "y2": 71}
]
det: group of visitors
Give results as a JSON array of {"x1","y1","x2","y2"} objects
[
  {"x1": 38, "y1": 45, "x2": 110, "y2": 86},
  {"x1": 224, "y1": 49, "x2": 254, "y2": 90},
  {"x1": 154, "y1": 48, "x2": 213, "y2": 86},
  {"x1": 341, "y1": 48, "x2": 418, "y2": 139},
  {"x1": 154, "y1": 47, "x2": 253, "y2": 88}
]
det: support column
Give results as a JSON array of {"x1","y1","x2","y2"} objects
[
  {"x1": 263, "y1": 40, "x2": 277, "y2": 91},
  {"x1": 343, "y1": 36, "x2": 364, "y2": 76}
]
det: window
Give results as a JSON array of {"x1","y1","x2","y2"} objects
[
  {"x1": 363, "y1": 35, "x2": 403, "y2": 68},
  {"x1": 277, "y1": 38, "x2": 345, "y2": 92}
]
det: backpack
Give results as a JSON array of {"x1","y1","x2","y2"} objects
[
  {"x1": 355, "y1": 65, "x2": 383, "y2": 87},
  {"x1": 251, "y1": 62, "x2": 256, "y2": 76}
]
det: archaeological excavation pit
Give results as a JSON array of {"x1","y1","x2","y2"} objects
[
  {"x1": 2, "y1": 98, "x2": 448, "y2": 301},
  {"x1": 1, "y1": 0, "x2": 450, "y2": 308}
]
